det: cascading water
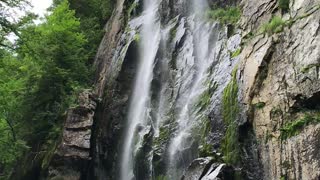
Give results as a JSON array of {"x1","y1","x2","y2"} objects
[
  {"x1": 166, "y1": 0, "x2": 214, "y2": 178},
  {"x1": 120, "y1": 0, "x2": 161, "y2": 179},
  {"x1": 118, "y1": 0, "x2": 226, "y2": 179}
]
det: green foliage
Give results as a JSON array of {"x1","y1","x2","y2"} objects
[
  {"x1": 280, "y1": 112, "x2": 320, "y2": 140},
  {"x1": 261, "y1": 16, "x2": 286, "y2": 35},
  {"x1": 221, "y1": 67, "x2": 240, "y2": 165},
  {"x1": 17, "y1": 1, "x2": 90, "y2": 138},
  {"x1": 199, "y1": 143, "x2": 213, "y2": 157},
  {"x1": 53, "y1": 0, "x2": 115, "y2": 60},
  {"x1": 0, "y1": 52, "x2": 32, "y2": 178},
  {"x1": 206, "y1": 6, "x2": 241, "y2": 25},
  {"x1": 231, "y1": 48, "x2": 241, "y2": 58},
  {"x1": 278, "y1": 0, "x2": 290, "y2": 11},
  {"x1": 0, "y1": 0, "x2": 96, "y2": 177}
]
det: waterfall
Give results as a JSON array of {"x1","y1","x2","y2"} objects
[
  {"x1": 167, "y1": 0, "x2": 212, "y2": 178},
  {"x1": 120, "y1": 0, "x2": 161, "y2": 179},
  {"x1": 119, "y1": 0, "x2": 221, "y2": 179}
]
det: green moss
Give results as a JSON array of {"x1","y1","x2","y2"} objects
[
  {"x1": 221, "y1": 67, "x2": 240, "y2": 165},
  {"x1": 206, "y1": 6, "x2": 241, "y2": 25},
  {"x1": 280, "y1": 112, "x2": 320, "y2": 140},
  {"x1": 231, "y1": 48, "x2": 241, "y2": 58},
  {"x1": 280, "y1": 176, "x2": 287, "y2": 180},
  {"x1": 169, "y1": 27, "x2": 177, "y2": 41},
  {"x1": 134, "y1": 33, "x2": 140, "y2": 43},
  {"x1": 153, "y1": 117, "x2": 175, "y2": 147},
  {"x1": 301, "y1": 64, "x2": 320, "y2": 73},
  {"x1": 199, "y1": 143, "x2": 214, "y2": 157},
  {"x1": 254, "y1": 102, "x2": 266, "y2": 109},
  {"x1": 158, "y1": 127, "x2": 170, "y2": 142},
  {"x1": 261, "y1": 16, "x2": 286, "y2": 35},
  {"x1": 196, "y1": 90, "x2": 212, "y2": 111},
  {"x1": 156, "y1": 175, "x2": 168, "y2": 180},
  {"x1": 198, "y1": 117, "x2": 213, "y2": 157},
  {"x1": 154, "y1": 127, "x2": 170, "y2": 145},
  {"x1": 278, "y1": 0, "x2": 290, "y2": 11},
  {"x1": 196, "y1": 82, "x2": 218, "y2": 112}
]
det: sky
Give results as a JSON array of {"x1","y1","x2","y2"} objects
[
  {"x1": 7, "y1": 0, "x2": 52, "y2": 42},
  {"x1": 30, "y1": 0, "x2": 52, "y2": 17}
]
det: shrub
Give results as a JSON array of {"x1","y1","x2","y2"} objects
[{"x1": 206, "y1": 6, "x2": 241, "y2": 25}]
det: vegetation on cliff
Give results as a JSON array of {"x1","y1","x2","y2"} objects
[
  {"x1": 281, "y1": 112, "x2": 320, "y2": 140},
  {"x1": 206, "y1": 6, "x2": 241, "y2": 25},
  {"x1": 221, "y1": 67, "x2": 240, "y2": 165},
  {"x1": 261, "y1": 16, "x2": 286, "y2": 34}
]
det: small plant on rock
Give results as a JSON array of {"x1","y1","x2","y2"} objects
[
  {"x1": 206, "y1": 6, "x2": 241, "y2": 25},
  {"x1": 261, "y1": 16, "x2": 286, "y2": 35},
  {"x1": 280, "y1": 112, "x2": 320, "y2": 140},
  {"x1": 231, "y1": 48, "x2": 241, "y2": 58}
]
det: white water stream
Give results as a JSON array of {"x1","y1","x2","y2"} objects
[
  {"x1": 120, "y1": 0, "x2": 216, "y2": 179},
  {"x1": 120, "y1": 0, "x2": 161, "y2": 179},
  {"x1": 167, "y1": 0, "x2": 212, "y2": 178}
]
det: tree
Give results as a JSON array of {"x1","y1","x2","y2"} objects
[
  {"x1": 17, "y1": 0, "x2": 89, "y2": 142},
  {"x1": 0, "y1": 50, "x2": 31, "y2": 179},
  {"x1": 0, "y1": 0, "x2": 34, "y2": 49},
  {"x1": 0, "y1": 1, "x2": 91, "y2": 177},
  {"x1": 52, "y1": 0, "x2": 115, "y2": 60}
]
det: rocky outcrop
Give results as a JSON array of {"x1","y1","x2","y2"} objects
[
  {"x1": 93, "y1": 0, "x2": 127, "y2": 98},
  {"x1": 182, "y1": 158, "x2": 238, "y2": 180},
  {"x1": 48, "y1": 90, "x2": 98, "y2": 179}
]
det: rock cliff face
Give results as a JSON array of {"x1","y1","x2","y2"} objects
[
  {"x1": 48, "y1": 0, "x2": 320, "y2": 179},
  {"x1": 48, "y1": 90, "x2": 98, "y2": 179},
  {"x1": 240, "y1": 0, "x2": 320, "y2": 179}
]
